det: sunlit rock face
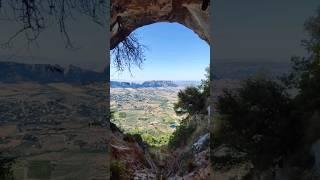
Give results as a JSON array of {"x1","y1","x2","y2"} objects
[{"x1": 110, "y1": 0, "x2": 210, "y2": 49}]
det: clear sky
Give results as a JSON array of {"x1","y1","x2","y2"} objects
[{"x1": 110, "y1": 22, "x2": 210, "y2": 81}]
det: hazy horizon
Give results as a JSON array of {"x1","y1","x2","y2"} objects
[{"x1": 110, "y1": 79, "x2": 201, "y2": 82}]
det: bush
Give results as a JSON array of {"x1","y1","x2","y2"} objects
[
  {"x1": 174, "y1": 87, "x2": 206, "y2": 116},
  {"x1": 214, "y1": 77, "x2": 296, "y2": 170},
  {"x1": 174, "y1": 67, "x2": 209, "y2": 116},
  {"x1": 212, "y1": 7, "x2": 320, "y2": 175},
  {"x1": 281, "y1": 7, "x2": 320, "y2": 149},
  {"x1": 168, "y1": 119, "x2": 196, "y2": 149}
]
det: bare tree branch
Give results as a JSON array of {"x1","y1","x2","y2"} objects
[
  {"x1": 0, "y1": 0, "x2": 107, "y2": 48},
  {"x1": 110, "y1": 13, "x2": 147, "y2": 72},
  {"x1": 1, "y1": 0, "x2": 146, "y2": 71},
  {"x1": 111, "y1": 32, "x2": 146, "y2": 73}
]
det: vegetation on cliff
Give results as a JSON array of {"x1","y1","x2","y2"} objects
[
  {"x1": 211, "y1": 6, "x2": 320, "y2": 178},
  {"x1": 169, "y1": 67, "x2": 209, "y2": 149}
]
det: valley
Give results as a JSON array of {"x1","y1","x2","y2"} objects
[
  {"x1": 0, "y1": 83, "x2": 109, "y2": 179},
  {"x1": 111, "y1": 87, "x2": 184, "y2": 146}
]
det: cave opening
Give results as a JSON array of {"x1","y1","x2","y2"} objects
[{"x1": 110, "y1": 22, "x2": 210, "y2": 148}]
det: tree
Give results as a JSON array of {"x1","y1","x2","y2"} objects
[
  {"x1": 170, "y1": 67, "x2": 209, "y2": 149},
  {"x1": 173, "y1": 67, "x2": 209, "y2": 116},
  {"x1": 111, "y1": 33, "x2": 146, "y2": 72},
  {"x1": 199, "y1": 66, "x2": 210, "y2": 98},
  {"x1": 0, "y1": 0, "x2": 107, "y2": 48},
  {"x1": 168, "y1": 119, "x2": 196, "y2": 148},
  {"x1": 212, "y1": 7, "x2": 320, "y2": 176},
  {"x1": 174, "y1": 86, "x2": 206, "y2": 116},
  {"x1": 283, "y1": 7, "x2": 320, "y2": 103},
  {"x1": 215, "y1": 77, "x2": 296, "y2": 171},
  {"x1": 281, "y1": 6, "x2": 320, "y2": 147}
]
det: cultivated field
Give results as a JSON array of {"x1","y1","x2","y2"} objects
[
  {"x1": 111, "y1": 87, "x2": 184, "y2": 146},
  {"x1": 0, "y1": 83, "x2": 109, "y2": 179}
]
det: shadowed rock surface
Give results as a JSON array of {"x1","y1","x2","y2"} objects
[{"x1": 110, "y1": 0, "x2": 210, "y2": 49}]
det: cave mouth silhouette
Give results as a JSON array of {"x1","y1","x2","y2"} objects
[
  {"x1": 110, "y1": 0, "x2": 210, "y2": 50},
  {"x1": 110, "y1": 22, "x2": 210, "y2": 147}
]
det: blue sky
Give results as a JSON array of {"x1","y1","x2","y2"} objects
[{"x1": 111, "y1": 22, "x2": 210, "y2": 81}]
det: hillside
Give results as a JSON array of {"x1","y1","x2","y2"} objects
[{"x1": 0, "y1": 62, "x2": 107, "y2": 84}]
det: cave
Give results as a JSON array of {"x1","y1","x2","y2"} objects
[
  {"x1": 110, "y1": 0, "x2": 211, "y2": 50},
  {"x1": 109, "y1": 1, "x2": 211, "y2": 176},
  {"x1": 109, "y1": 0, "x2": 212, "y2": 145},
  {"x1": 109, "y1": 0, "x2": 212, "y2": 177},
  {"x1": 110, "y1": 21, "x2": 210, "y2": 147}
]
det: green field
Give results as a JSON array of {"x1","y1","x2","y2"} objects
[{"x1": 111, "y1": 88, "x2": 182, "y2": 146}]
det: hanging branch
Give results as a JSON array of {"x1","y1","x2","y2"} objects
[
  {"x1": 111, "y1": 14, "x2": 147, "y2": 72},
  {"x1": 112, "y1": 32, "x2": 146, "y2": 73},
  {"x1": 0, "y1": 0, "x2": 146, "y2": 71},
  {"x1": 0, "y1": 0, "x2": 107, "y2": 48}
]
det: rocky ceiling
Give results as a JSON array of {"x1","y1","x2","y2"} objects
[{"x1": 110, "y1": 0, "x2": 210, "y2": 49}]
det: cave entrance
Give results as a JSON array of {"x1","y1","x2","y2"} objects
[{"x1": 110, "y1": 22, "x2": 210, "y2": 147}]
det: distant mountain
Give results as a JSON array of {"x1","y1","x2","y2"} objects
[
  {"x1": 173, "y1": 80, "x2": 201, "y2": 87},
  {"x1": 0, "y1": 62, "x2": 107, "y2": 84},
  {"x1": 111, "y1": 80, "x2": 178, "y2": 88},
  {"x1": 213, "y1": 59, "x2": 291, "y2": 80}
]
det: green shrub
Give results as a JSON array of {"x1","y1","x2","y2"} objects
[
  {"x1": 174, "y1": 87, "x2": 206, "y2": 116},
  {"x1": 174, "y1": 67, "x2": 209, "y2": 116},
  {"x1": 211, "y1": 6, "x2": 320, "y2": 175},
  {"x1": 214, "y1": 77, "x2": 296, "y2": 170},
  {"x1": 281, "y1": 6, "x2": 320, "y2": 151},
  {"x1": 168, "y1": 119, "x2": 196, "y2": 149}
]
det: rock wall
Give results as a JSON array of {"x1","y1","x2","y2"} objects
[{"x1": 110, "y1": 0, "x2": 210, "y2": 49}]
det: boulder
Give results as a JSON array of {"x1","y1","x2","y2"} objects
[{"x1": 192, "y1": 133, "x2": 210, "y2": 153}]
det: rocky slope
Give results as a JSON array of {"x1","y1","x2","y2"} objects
[
  {"x1": 110, "y1": 123, "x2": 157, "y2": 179},
  {"x1": 110, "y1": 113, "x2": 212, "y2": 180}
]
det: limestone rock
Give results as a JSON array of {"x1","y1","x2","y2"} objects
[
  {"x1": 110, "y1": 0, "x2": 210, "y2": 49},
  {"x1": 192, "y1": 133, "x2": 210, "y2": 153}
]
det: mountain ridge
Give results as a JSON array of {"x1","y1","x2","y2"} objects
[
  {"x1": 110, "y1": 80, "x2": 178, "y2": 88},
  {"x1": 0, "y1": 61, "x2": 107, "y2": 84}
]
